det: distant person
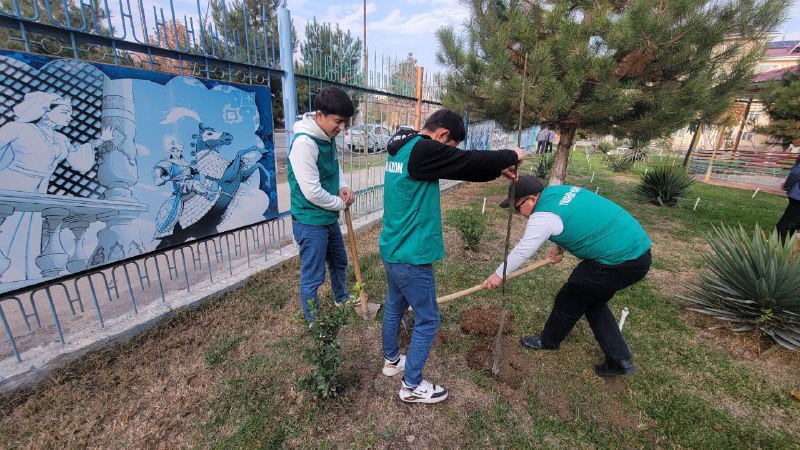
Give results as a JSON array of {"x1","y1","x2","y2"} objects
[
  {"x1": 777, "y1": 139, "x2": 800, "y2": 242},
  {"x1": 288, "y1": 87, "x2": 355, "y2": 323},
  {"x1": 547, "y1": 129, "x2": 556, "y2": 153},
  {"x1": 380, "y1": 109, "x2": 524, "y2": 403},
  {"x1": 536, "y1": 127, "x2": 549, "y2": 154}
]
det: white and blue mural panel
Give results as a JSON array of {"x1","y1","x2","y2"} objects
[
  {"x1": 0, "y1": 51, "x2": 277, "y2": 294},
  {"x1": 465, "y1": 120, "x2": 539, "y2": 152}
]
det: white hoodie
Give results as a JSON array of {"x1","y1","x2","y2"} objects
[{"x1": 290, "y1": 113, "x2": 349, "y2": 211}]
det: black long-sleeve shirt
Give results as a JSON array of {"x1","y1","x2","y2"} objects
[{"x1": 386, "y1": 129, "x2": 519, "y2": 181}]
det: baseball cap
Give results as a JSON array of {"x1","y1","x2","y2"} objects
[{"x1": 499, "y1": 175, "x2": 544, "y2": 208}]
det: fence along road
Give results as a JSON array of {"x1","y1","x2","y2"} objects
[{"x1": 0, "y1": 0, "x2": 446, "y2": 389}]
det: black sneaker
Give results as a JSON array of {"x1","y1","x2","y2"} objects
[
  {"x1": 519, "y1": 335, "x2": 559, "y2": 350},
  {"x1": 594, "y1": 358, "x2": 637, "y2": 376}
]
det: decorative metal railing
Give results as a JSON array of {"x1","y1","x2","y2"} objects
[{"x1": 0, "y1": 0, "x2": 445, "y2": 370}]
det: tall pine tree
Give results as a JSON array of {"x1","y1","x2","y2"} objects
[{"x1": 437, "y1": 0, "x2": 790, "y2": 184}]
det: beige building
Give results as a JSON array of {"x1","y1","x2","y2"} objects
[{"x1": 672, "y1": 40, "x2": 800, "y2": 153}]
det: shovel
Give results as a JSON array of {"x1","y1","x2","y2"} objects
[
  {"x1": 436, "y1": 258, "x2": 552, "y2": 304},
  {"x1": 345, "y1": 207, "x2": 381, "y2": 319}
]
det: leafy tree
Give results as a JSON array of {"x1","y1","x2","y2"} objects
[
  {"x1": 437, "y1": 0, "x2": 790, "y2": 185},
  {"x1": 387, "y1": 52, "x2": 417, "y2": 97},
  {"x1": 205, "y1": 0, "x2": 294, "y2": 64},
  {"x1": 147, "y1": 22, "x2": 192, "y2": 75},
  {"x1": 300, "y1": 18, "x2": 362, "y2": 85},
  {"x1": 754, "y1": 69, "x2": 800, "y2": 147},
  {"x1": 0, "y1": 0, "x2": 117, "y2": 62}
]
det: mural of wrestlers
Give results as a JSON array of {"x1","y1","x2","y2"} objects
[
  {"x1": 152, "y1": 139, "x2": 220, "y2": 239},
  {"x1": 0, "y1": 91, "x2": 118, "y2": 280}
]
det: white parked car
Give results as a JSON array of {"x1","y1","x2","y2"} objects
[{"x1": 344, "y1": 124, "x2": 392, "y2": 153}]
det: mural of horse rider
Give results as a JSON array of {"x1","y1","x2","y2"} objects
[
  {"x1": 0, "y1": 91, "x2": 118, "y2": 280},
  {"x1": 152, "y1": 139, "x2": 219, "y2": 239},
  {"x1": 154, "y1": 122, "x2": 270, "y2": 249}
]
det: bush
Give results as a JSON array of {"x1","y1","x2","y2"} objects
[
  {"x1": 609, "y1": 155, "x2": 633, "y2": 172},
  {"x1": 297, "y1": 297, "x2": 356, "y2": 398},
  {"x1": 445, "y1": 208, "x2": 485, "y2": 251},
  {"x1": 635, "y1": 165, "x2": 694, "y2": 206},
  {"x1": 682, "y1": 225, "x2": 800, "y2": 351},
  {"x1": 535, "y1": 153, "x2": 555, "y2": 179},
  {"x1": 596, "y1": 141, "x2": 614, "y2": 155}
]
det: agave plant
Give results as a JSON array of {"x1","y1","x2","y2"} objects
[
  {"x1": 623, "y1": 145, "x2": 649, "y2": 163},
  {"x1": 682, "y1": 225, "x2": 800, "y2": 351},
  {"x1": 609, "y1": 155, "x2": 633, "y2": 172},
  {"x1": 635, "y1": 165, "x2": 694, "y2": 206}
]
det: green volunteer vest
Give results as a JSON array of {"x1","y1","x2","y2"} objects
[
  {"x1": 287, "y1": 133, "x2": 341, "y2": 226},
  {"x1": 379, "y1": 136, "x2": 445, "y2": 264},
  {"x1": 534, "y1": 185, "x2": 651, "y2": 265}
]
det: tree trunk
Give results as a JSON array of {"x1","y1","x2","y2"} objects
[{"x1": 549, "y1": 125, "x2": 578, "y2": 186}]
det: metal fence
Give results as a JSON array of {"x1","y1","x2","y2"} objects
[{"x1": 0, "y1": 0, "x2": 442, "y2": 369}]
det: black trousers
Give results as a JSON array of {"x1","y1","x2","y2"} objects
[
  {"x1": 776, "y1": 198, "x2": 800, "y2": 243},
  {"x1": 541, "y1": 250, "x2": 652, "y2": 361}
]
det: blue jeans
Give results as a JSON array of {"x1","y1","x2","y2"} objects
[
  {"x1": 381, "y1": 260, "x2": 440, "y2": 388},
  {"x1": 292, "y1": 220, "x2": 349, "y2": 322}
]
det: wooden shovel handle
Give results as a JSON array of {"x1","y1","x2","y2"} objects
[
  {"x1": 437, "y1": 259, "x2": 552, "y2": 304},
  {"x1": 344, "y1": 207, "x2": 367, "y2": 314}
]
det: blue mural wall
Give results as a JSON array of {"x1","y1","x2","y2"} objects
[{"x1": 0, "y1": 51, "x2": 277, "y2": 293}]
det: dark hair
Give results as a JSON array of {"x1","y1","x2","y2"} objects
[
  {"x1": 422, "y1": 109, "x2": 465, "y2": 142},
  {"x1": 313, "y1": 87, "x2": 355, "y2": 118}
]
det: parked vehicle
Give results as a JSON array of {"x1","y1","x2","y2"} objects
[{"x1": 344, "y1": 124, "x2": 392, "y2": 153}]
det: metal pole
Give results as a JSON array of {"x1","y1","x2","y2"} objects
[{"x1": 278, "y1": 7, "x2": 297, "y2": 149}]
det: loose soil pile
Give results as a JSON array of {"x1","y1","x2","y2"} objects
[{"x1": 460, "y1": 306, "x2": 515, "y2": 336}]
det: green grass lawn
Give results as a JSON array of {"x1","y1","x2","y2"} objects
[{"x1": 1, "y1": 151, "x2": 798, "y2": 449}]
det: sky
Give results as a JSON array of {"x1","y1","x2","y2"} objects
[
  {"x1": 127, "y1": 1, "x2": 800, "y2": 74},
  {"x1": 287, "y1": 0, "x2": 800, "y2": 74}
]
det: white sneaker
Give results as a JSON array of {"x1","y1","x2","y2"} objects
[
  {"x1": 382, "y1": 354, "x2": 406, "y2": 377},
  {"x1": 399, "y1": 379, "x2": 448, "y2": 404}
]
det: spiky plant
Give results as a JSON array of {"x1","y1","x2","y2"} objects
[
  {"x1": 610, "y1": 155, "x2": 633, "y2": 172},
  {"x1": 635, "y1": 165, "x2": 694, "y2": 206},
  {"x1": 623, "y1": 145, "x2": 650, "y2": 164},
  {"x1": 682, "y1": 225, "x2": 800, "y2": 351}
]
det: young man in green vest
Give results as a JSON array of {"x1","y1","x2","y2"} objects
[
  {"x1": 380, "y1": 109, "x2": 524, "y2": 403},
  {"x1": 288, "y1": 87, "x2": 355, "y2": 323},
  {"x1": 483, "y1": 176, "x2": 652, "y2": 376}
]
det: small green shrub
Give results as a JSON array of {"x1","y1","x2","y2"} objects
[
  {"x1": 609, "y1": 155, "x2": 633, "y2": 172},
  {"x1": 635, "y1": 165, "x2": 694, "y2": 206},
  {"x1": 445, "y1": 208, "x2": 485, "y2": 251},
  {"x1": 535, "y1": 153, "x2": 555, "y2": 179},
  {"x1": 297, "y1": 297, "x2": 356, "y2": 398},
  {"x1": 596, "y1": 141, "x2": 614, "y2": 155},
  {"x1": 682, "y1": 225, "x2": 800, "y2": 351}
]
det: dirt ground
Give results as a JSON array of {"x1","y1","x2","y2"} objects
[{"x1": 1, "y1": 178, "x2": 798, "y2": 449}]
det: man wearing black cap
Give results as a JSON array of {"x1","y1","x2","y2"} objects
[{"x1": 482, "y1": 176, "x2": 652, "y2": 376}]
